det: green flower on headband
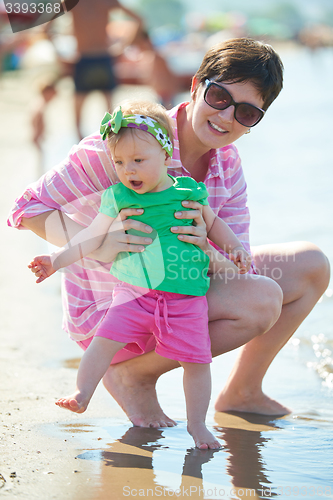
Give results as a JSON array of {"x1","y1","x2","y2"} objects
[{"x1": 100, "y1": 107, "x2": 123, "y2": 140}]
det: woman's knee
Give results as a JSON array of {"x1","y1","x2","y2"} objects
[
  {"x1": 253, "y1": 240, "x2": 330, "y2": 301},
  {"x1": 302, "y1": 243, "x2": 330, "y2": 290},
  {"x1": 249, "y1": 276, "x2": 283, "y2": 335}
]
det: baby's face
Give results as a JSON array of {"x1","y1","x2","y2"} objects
[{"x1": 111, "y1": 130, "x2": 171, "y2": 194}]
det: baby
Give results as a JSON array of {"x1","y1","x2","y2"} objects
[{"x1": 29, "y1": 100, "x2": 251, "y2": 449}]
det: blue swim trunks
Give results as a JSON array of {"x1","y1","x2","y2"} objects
[{"x1": 74, "y1": 54, "x2": 117, "y2": 93}]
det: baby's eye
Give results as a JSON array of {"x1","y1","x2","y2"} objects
[
  {"x1": 114, "y1": 160, "x2": 122, "y2": 165},
  {"x1": 134, "y1": 158, "x2": 143, "y2": 163}
]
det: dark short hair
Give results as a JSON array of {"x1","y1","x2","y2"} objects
[{"x1": 194, "y1": 38, "x2": 284, "y2": 110}]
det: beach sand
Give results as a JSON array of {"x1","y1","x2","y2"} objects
[{"x1": 1, "y1": 62, "x2": 333, "y2": 499}]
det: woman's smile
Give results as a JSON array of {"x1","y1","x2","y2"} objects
[{"x1": 207, "y1": 120, "x2": 229, "y2": 134}]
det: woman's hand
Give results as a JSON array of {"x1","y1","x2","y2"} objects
[
  {"x1": 170, "y1": 200, "x2": 209, "y2": 251},
  {"x1": 90, "y1": 208, "x2": 153, "y2": 263}
]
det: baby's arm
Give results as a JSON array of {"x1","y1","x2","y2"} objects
[
  {"x1": 28, "y1": 212, "x2": 115, "y2": 282},
  {"x1": 202, "y1": 205, "x2": 251, "y2": 274}
]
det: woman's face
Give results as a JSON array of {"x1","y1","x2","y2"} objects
[{"x1": 190, "y1": 79, "x2": 265, "y2": 151}]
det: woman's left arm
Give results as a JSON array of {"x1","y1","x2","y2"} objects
[
  {"x1": 171, "y1": 200, "x2": 254, "y2": 273},
  {"x1": 202, "y1": 205, "x2": 251, "y2": 273},
  {"x1": 170, "y1": 201, "x2": 239, "y2": 274}
]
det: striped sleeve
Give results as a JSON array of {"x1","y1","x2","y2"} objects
[
  {"x1": 216, "y1": 146, "x2": 251, "y2": 253},
  {"x1": 7, "y1": 133, "x2": 116, "y2": 229},
  {"x1": 7, "y1": 133, "x2": 120, "y2": 341}
]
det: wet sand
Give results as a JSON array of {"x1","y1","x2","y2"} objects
[{"x1": 1, "y1": 65, "x2": 333, "y2": 499}]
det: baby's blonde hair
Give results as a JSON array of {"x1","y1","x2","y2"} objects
[{"x1": 106, "y1": 99, "x2": 174, "y2": 156}]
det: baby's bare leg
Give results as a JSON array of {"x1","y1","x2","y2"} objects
[
  {"x1": 56, "y1": 337, "x2": 126, "y2": 413},
  {"x1": 180, "y1": 362, "x2": 221, "y2": 450}
]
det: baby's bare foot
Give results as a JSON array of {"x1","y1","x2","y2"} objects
[
  {"x1": 188, "y1": 422, "x2": 221, "y2": 450},
  {"x1": 55, "y1": 391, "x2": 89, "y2": 414}
]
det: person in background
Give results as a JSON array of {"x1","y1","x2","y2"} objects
[
  {"x1": 116, "y1": 29, "x2": 191, "y2": 108},
  {"x1": 31, "y1": 80, "x2": 57, "y2": 172},
  {"x1": 70, "y1": 0, "x2": 143, "y2": 139}
]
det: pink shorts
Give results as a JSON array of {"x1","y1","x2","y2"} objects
[{"x1": 85, "y1": 283, "x2": 211, "y2": 364}]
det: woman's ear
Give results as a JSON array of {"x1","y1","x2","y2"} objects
[{"x1": 191, "y1": 76, "x2": 199, "y2": 98}]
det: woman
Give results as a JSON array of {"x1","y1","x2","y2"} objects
[{"x1": 9, "y1": 38, "x2": 330, "y2": 427}]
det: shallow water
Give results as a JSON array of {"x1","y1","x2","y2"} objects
[{"x1": 42, "y1": 404, "x2": 333, "y2": 499}]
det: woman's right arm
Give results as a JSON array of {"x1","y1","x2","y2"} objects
[
  {"x1": 12, "y1": 138, "x2": 152, "y2": 261},
  {"x1": 50, "y1": 212, "x2": 115, "y2": 270},
  {"x1": 21, "y1": 211, "x2": 84, "y2": 247},
  {"x1": 21, "y1": 209, "x2": 154, "y2": 263}
]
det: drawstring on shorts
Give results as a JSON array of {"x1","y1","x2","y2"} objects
[{"x1": 154, "y1": 293, "x2": 173, "y2": 336}]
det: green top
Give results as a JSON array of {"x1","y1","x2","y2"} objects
[{"x1": 99, "y1": 175, "x2": 210, "y2": 296}]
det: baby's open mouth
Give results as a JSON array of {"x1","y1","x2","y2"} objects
[{"x1": 130, "y1": 180, "x2": 143, "y2": 190}]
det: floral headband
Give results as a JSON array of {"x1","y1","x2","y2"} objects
[{"x1": 100, "y1": 107, "x2": 173, "y2": 156}]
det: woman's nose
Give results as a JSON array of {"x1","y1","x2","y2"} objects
[{"x1": 217, "y1": 105, "x2": 234, "y2": 123}]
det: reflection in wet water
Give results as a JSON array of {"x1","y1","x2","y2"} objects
[
  {"x1": 213, "y1": 412, "x2": 284, "y2": 498},
  {"x1": 219, "y1": 427, "x2": 275, "y2": 497},
  {"x1": 75, "y1": 423, "x2": 227, "y2": 498},
  {"x1": 117, "y1": 426, "x2": 168, "y2": 451},
  {"x1": 78, "y1": 427, "x2": 166, "y2": 471},
  {"x1": 54, "y1": 415, "x2": 284, "y2": 499},
  {"x1": 79, "y1": 449, "x2": 154, "y2": 470},
  {"x1": 47, "y1": 405, "x2": 333, "y2": 500},
  {"x1": 56, "y1": 360, "x2": 284, "y2": 498},
  {"x1": 182, "y1": 447, "x2": 220, "y2": 480}
]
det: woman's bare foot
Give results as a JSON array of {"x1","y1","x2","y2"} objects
[
  {"x1": 215, "y1": 387, "x2": 291, "y2": 416},
  {"x1": 103, "y1": 363, "x2": 176, "y2": 428},
  {"x1": 188, "y1": 422, "x2": 221, "y2": 450},
  {"x1": 55, "y1": 391, "x2": 90, "y2": 414}
]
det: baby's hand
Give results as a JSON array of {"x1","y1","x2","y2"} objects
[
  {"x1": 28, "y1": 255, "x2": 56, "y2": 283},
  {"x1": 229, "y1": 246, "x2": 252, "y2": 274}
]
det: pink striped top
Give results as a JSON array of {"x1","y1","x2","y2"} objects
[{"x1": 8, "y1": 102, "x2": 253, "y2": 341}]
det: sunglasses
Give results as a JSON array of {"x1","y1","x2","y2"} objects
[{"x1": 204, "y1": 79, "x2": 265, "y2": 127}]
